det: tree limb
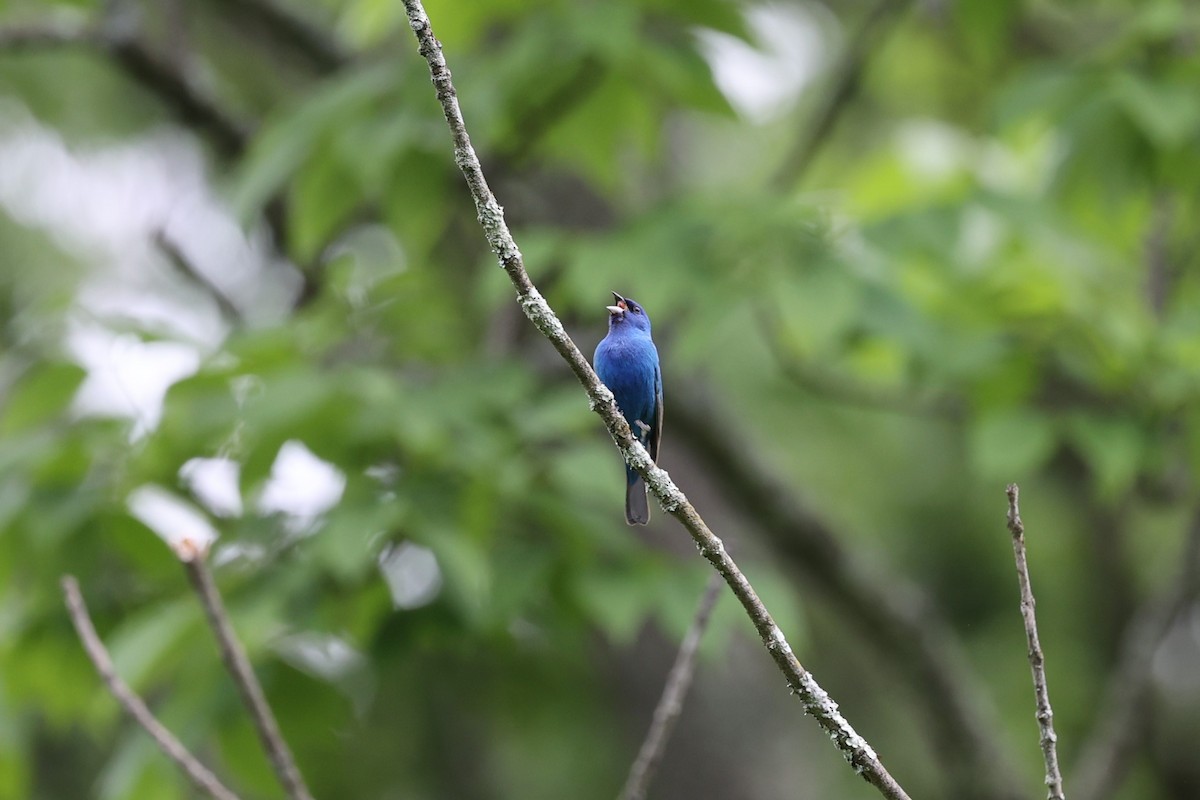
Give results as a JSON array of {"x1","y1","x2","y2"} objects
[
  {"x1": 105, "y1": 32, "x2": 249, "y2": 159},
  {"x1": 61, "y1": 575, "x2": 242, "y2": 800},
  {"x1": 153, "y1": 229, "x2": 244, "y2": 325},
  {"x1": 0, "y1": 19, "x2": 249, "y2": 158},
  {"x1": 1143, "y1": 191, "x2": 1173, "y2": 319},
  {"x1": 771, "y1": 0, "x2": 913, "y2": 192},
  {"x1": 399, "y1": 2, "x2": 911, "y2": 796},
  {"x1": 179, "y1": 545, "x2": 314, "y2": 800},
  {"x1": 670, "y1": 387, "x2": 1023, "y2": 800},
  {"x1": 619, "y1": 573, "x2": 722, "y2": 800},
  {"x1": 497, "y1": 54, "x2": 607, "y2": 166},
  {"x1": 1005, "y1": 484, "x2": 1066, "y2": 800},
  {"x1": 208, "y1": 0, "x2": 348, "y2": 74}
]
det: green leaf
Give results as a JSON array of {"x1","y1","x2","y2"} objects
[
  {"x1": 290, "y1": 138, "x2": 362, "y2": 263},
  {"x1": 953, "y1": 0, "x2": 1020, "y2": 66},
  {"x1": 421, "y1": 526, "x2": 492, "y2": 624},
  {"x1": 311, "y1": 494, "x2": 407, "y2": 583},
  {"x1": 96, "y1": 731, "x2": 158, "y2": 800},
  {"x1": 0, "y1": 362, "x2": 85, "y2": 434},
  {"x1": 0, "y1": 693, "x2": 29, "y2": 800},
  {"x1": 106, "y1": 599, "x2": 198, "y2": 692},
  {"x1": 1064, "y1": 414, "x2": 1144, "y2": 499},
  {"x1": 1111, "y1": 72, "x2": 1200, "y2": 149},
  {"x1": 969, "y1": 408, "x2": 1057, "y2": 480},
  {"x1": 574, "y1": 565, "x2": 652, "y2": 645},
  {"x1": 228, "y1": 65, "x2": 397, "y2": 223}
]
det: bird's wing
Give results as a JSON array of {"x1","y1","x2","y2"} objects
[{"x1": 651, "y1": 362, "x2": 663, "y2": 463}]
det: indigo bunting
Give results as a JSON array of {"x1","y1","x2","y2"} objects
[{"x1": 594, "y1": 292, "x2": 663, "y2": 525}]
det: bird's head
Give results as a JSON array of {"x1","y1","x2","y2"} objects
[{"x1": 606, "y1": 292, "x2": 652, "y2": 334}]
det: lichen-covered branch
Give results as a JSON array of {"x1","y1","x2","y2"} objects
[
  {"x1": 400, "y1": 2, "x2": 911, "y2": 797},
  {"x1": 670, "y1": 388, "x2": 1023, "y2": 800},
  {"x1": 1005, "y1": 485, "x2": 1066, "y2": 800}
]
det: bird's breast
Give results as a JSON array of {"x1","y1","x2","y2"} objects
[{"x1": 595, "y1": 335, "x2": 658, "y2": 410}]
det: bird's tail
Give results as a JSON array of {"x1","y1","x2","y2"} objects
[{"x1": 625, "y1": 474, "x2": 650, "y2": 525}]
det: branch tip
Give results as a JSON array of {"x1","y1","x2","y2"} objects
[
  {"x1": 1006, "y1": 483, "x2": 1023, "y2": 537},
  {"x1": 1004, "y1": 487, "x2": 1066, "y2": 800},
  {"x1": 173, "y1": 535, "x2": 211, "y2": 563}
]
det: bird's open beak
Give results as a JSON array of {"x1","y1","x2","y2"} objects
[{"x1": 606, "y1": 291, "x2": 627, "y2": 315}]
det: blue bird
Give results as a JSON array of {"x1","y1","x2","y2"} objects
[{"x1": 594, "y1": 292, "x2": 663, "y2": 525}]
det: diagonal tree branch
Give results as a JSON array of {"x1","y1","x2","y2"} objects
[
  {"x1": 771, "y1": 0, "x2": 913, "y2": 192},
  {"x1": 179, "y1": 545, "x2": 314, "y2": 800},
  {"x1": 400, "y1": 3, "x2": 910, "y2": 797},
  {"x1": 104, "y1": 32, "x2": 250, "y2": 159},
  {"x1": 619, "y1": 573, "x2": 722, "y2": 800},
  {"x1": 61, "y1": 575, "x2": 242, "y2": 800},
  {"x1": 208, "y1": 0, "x2": 348, "y2": 74},
  {"x1": 1005, "y1": 485, "x2": 1066, "y2": 800},
  {"x1": 0, "y1": 15, "x2": 316, "y2": 291},
  {"x1": 495, "y1": 54, "x2": 607, "y2": 167},
  {"x1": 154, "y1": 229, "x2": 244, "y2": 325},
  {"x1": 670, "y1": 387, "x2": 1023, "y2": 800},
  {"x1": 0, "y1": 20, "x2": 250, "y2": 158}
]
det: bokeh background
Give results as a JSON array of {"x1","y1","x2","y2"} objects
[{"x1": 2, "y1": 0, "x2": 1199, "y2": 798}]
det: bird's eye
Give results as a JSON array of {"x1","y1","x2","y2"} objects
[{"x1": 631, "y1": 305, "x2": 641, "y2": 314}]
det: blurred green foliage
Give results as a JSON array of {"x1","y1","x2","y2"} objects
[{"x1": 2, "y1": 0, "x2": 1200, "y2": 798}]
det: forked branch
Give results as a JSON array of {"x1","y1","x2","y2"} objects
[
  {"x1": 179, "y1": 543, "x2": 314, "y2": 800},
  {"x1": 61, "y1": 575, "x2": 242, "y2": 800}
]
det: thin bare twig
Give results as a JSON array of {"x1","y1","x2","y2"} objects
[
  {"x1": 400, "y1": 3, "x2": 910, "y2": 797},
  {"x1": 60, "y1": 575, "x2": 242, "y2": 800},
  {"x1": 1005, "y1": 484, "x2": 1066, "y2": 800},
  {"x1": 1070, "y1": 510, "x2": 1200, "y2": 800},
  {"x1": 619, "y1": 573, "x2": 722, "y2": 800},
  {"x1": 180, "y1": 548, "x2": 314, "y2": 800},
  {"x1": 1143, "y1": 191, "x2": 1173, "y2": 319},
  {"x1": 154, "y1": 230, "x2": 244, "y2": 324}
]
